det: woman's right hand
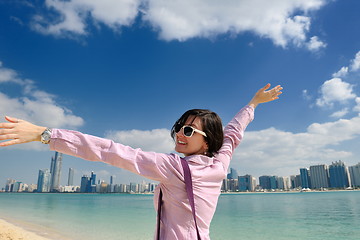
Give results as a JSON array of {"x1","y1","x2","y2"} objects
[{"x1": 0, "y1": 116, "x2": 46, "y2": 147}]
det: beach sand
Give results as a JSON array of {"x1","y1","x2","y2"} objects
[{"x1": 0, "y1": 219, "x2": 52, "y2": 240}]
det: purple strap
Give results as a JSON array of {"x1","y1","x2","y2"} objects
[
  {"x1": 180, "y1": 158, "x2": 201, "y2": 240},
  {"x1": 156, "y1": 189, "x2": 162, "y2": 240},
  {"x1": 156, "y1": 159, "x2": 201, "y2": 240}
]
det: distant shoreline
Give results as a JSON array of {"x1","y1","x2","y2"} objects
[{"x1": 1, "y1": 188, "x2": 359, "y2": 195}]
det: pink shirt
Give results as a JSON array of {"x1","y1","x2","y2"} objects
[{"x1": 49, "y1": 106, "x2": 254, "y2": 240}]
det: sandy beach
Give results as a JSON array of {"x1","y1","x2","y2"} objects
[{"x1": 0, "y1": 219, "x2": 52, "y2": 240}]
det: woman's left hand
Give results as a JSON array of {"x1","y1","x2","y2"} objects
[{"x1": 248, "y1": 83, "x2": 283, "y2": 108}]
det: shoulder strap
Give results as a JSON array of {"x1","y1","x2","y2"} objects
[
  {"x1": 180, "y1": 158, "x2": 201, "y2": 240},
  {"x1": 156, "y1": 159, "x2": 201, "y2": 240}
]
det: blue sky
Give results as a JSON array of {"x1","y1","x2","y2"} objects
[{"x1": 1, "y1": 0, "x2": 360, "y2": 187}]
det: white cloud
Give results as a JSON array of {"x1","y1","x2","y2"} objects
[
  {"x1": 103, "y1": 114, "x2": 360, "y2": 178},
  {"x1": 144, "y1": 0, "x2": 325, "y2": 47},
  {"x1": 350, "y1": 51, "x2": 360, "y2": 72},
  {"x1": 330, "y1": 108, "x2": 348, "y2": 118},
  {"x1": 332, "y1": 66, "x2": 349, "y2": 78},
  {"x1": 233, "y1": 115, "x2": 360, "y2": 176},
  {"x1": 306, "y1": 36, "x2": 326, "y2": 51},
  {"x1": 353, "y1": 97, "x2": 360, "y2": 112},
  {"x1": 332, "y1": 50, "x2": 360, "y2": 78},
  {"x1": 31, "y1": 0, "x2": 327, "y2": 49},
  {"x1": 0, "y1": 62, "x2": 84, "y2": 150},
  {"x1": 315, "y1": 78, "x2": 356, "y2": 107},
  {"x1": 32, "y1": 0, "x2": 141, "y2": 36},
  {"x1": 105, "y1": 128, "x2": 174, "y2": 154}
]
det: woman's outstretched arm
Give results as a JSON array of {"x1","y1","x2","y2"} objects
[{"x1": 0, "y1": 116, "x2": 46, "y2": 147}]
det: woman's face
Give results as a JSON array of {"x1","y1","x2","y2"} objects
[{"x1": 175, "y1": 116, "x2": 208, "y2": 157}]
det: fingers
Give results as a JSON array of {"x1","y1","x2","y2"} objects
[
  {"x1": 0, "y1": 139, "x2": 20, "y2": 147},
  {"x1": 0, "y1": 134, "x2": 17, "y2": 141},
  {"x1": 0, "y1": 128, "x2": 15, "y2": 135},
  {"x1": 5, "y1": 116, "x2": 19, "y2": 123},
  {"x1": 0, "y1": 122, "x2": 16, "y2": 129},
  {"x1": 262, "y1": 83, "x2": 271, "y2": 91}
]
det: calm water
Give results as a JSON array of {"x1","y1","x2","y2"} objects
[{"x1": 0, "y1": 191, "x2": 360, "y2": 240}]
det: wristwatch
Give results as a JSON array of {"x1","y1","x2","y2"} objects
[{"x1": 41, "y1": 128, "x2": 52, "y2": 144}]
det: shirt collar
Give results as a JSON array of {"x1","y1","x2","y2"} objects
[{"x1": 183, "y1": 154, "x2": 214, "y2": 166}]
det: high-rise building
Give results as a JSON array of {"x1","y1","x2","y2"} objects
[
  {"x1": 309, "y1": 164, "x2": 329, "y2": 189},
  {"x1": 37, "y1": 169, "x2": 51, "y2": 192},
  {"x1": 300, "y1": 168, "x2": 311, "y2": 189},
  {"x1": 348, "y1": 163, "x2": 360, "y2": 187},
  {"x1": 282, "y1": 176, "x2": 291, "y2": 190},
  {"x1": 5, "y1": 179, "x2": 16, "y2": 192},
  {"x1": 227, "y1": 168, "x2": 238, "y2": 180},
  {"x1": 50, "y1": 152, "x2": 63, "y2": 192},
  {"x1": 238, "y1": 174, "x2": 255, "y2": 192},
  {"x1": 221, "y1": 179, "x2": 228, "y2": 192},
  {"x1": 12, "y1": 182, "x2": 22, "y2": 192},
  {"x1": 90, "y1": 171, "x2": 96, "y2": 185},
  {"x1": 110, "y1": 175, "x2": 115, "y2": 185},
  {"x1": 277, "y1": 177, "x2": 285, "y2": 190},
  {"x1": 290, "y1": 175, "x2": 302, "y2": 188},
  {"x1": 68, "y1": 168, "x2": 74, "y2": 186},
  {"x1": 80, "y1": 175, "x2": 90, "y2": 193},
  {"x1": 270, "y1": 176, "x2": 278, "y2": 189},
  {"x1": 259, "y1": 175, "x2": 271, "y2": 190},
  {"x1": 329, "y1": 160, "x2": 349, "y2": 188},
  {"x1": 88, "y1": 171, "x2": 96, "y2": 192},
  {"x1": 227, "y1": 179, "x2": 238, "y2": 192}
]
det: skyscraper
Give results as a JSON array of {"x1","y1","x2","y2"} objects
[
  {"x1": 88, "y1": 171, "x2": 96, "y2": 193},
  {"x1": 269, "y1": 176, "x2": 278, "y2": 189},
  {"x1": 300, "y1": 168, "x2": 311, "y2": 189},
  {"x1": 110, "y1": 175, "x2": 115, "y2": 185},
  {"x1": 37, "y1": 169, "x2": 51, "y2": 192},
  {"x1": 227, "y1": 168, "x2": 238, "y2": 179},
  {"x1": 68, "y1": 168, "x2": 74, "y2": 186},
  {"x1": 238, "y1": 174, "x2": 255, "y2": 192},
  {"x1": 5, "y1": 179, "x2": 16, "y2": 192},
  {"x1": 329, "y1": 160, "x2": 349, "y2": 188},
  {"x1": 259, "y1": 175, "x2": 271, "y2": 190},
  {"x1": 309, "y1": 164, "x2": 329, "y2": 189},
  {"x1": 50, "y1": 152, "x2": 63, "y2": 192},
  {"x1": 80, "y1": 175, "x2": 90, "y2": 193},
  {"x1": 348, "y1": 163, "x2": 360, "y2": 187}
]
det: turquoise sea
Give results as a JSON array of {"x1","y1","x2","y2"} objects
[{"x1": 0, "y1": 191, "x2": 360, "y2": 240}]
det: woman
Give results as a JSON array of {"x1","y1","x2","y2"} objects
[{"x1": 0, "y1": 83, "x2": 282, "y2": 239}]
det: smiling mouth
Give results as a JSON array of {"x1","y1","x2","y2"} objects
[{"x1": 177, "y1": 140, "x2": 187, "y2": 145}]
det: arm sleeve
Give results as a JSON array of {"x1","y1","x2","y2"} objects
[
  {"x1": 216, "y1": 105, "x2": 255, "y2": 171},
  {"x1": 49, "y1": 129, "x2": 180, "y2": 182}
]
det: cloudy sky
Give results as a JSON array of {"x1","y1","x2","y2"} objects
[{"x1": 1, "y1": 0, "x2": 360, "y2": 187}]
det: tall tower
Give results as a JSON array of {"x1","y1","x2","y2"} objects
[
  {"x1": 349, "y1": 163, "x2": 360, "y2": 187},
  {"x1": 50, "y1": 152, "x2": 63, "y2": 192},
  {"x1": 309, "y1": 164, "x2": 329, "y2": 189},
  {"x1": 110, "y1": 175, "x2": 115, "y2": 185},
  {"x1": 300, "y1": 168, "x2": 311, "y2": 189},
  {"x1": 329, "y1": 160, "x2": 349, "y2": 188},
  {"x1": 68, "y1": 168, "x2": 74, "y2": 186},
  {"x1": 37, "y1": 169, "x2": 51, "y2": 192}
]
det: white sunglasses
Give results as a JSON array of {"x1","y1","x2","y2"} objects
[{"x1": 175, "y1": 125, "x2": 207, "y2": 137}]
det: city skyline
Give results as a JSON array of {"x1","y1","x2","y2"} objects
[
  {"x1": 1, "y1": 1, "x2": 360, "y2": 185},
  {"x1": 3, "y1": 153, "x2": 360, "y2": 192}
]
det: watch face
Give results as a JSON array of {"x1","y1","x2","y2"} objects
[
  {"x1": 41, "y1": 129, "x2": 52, "y2": 143},
  {"x1": 43, "y1": 134, "x2": 50, "y2": 140}
]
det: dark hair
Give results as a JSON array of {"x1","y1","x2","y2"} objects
[{"x1": 171, "y1": 109, "x2": 224, "y2": 157}]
